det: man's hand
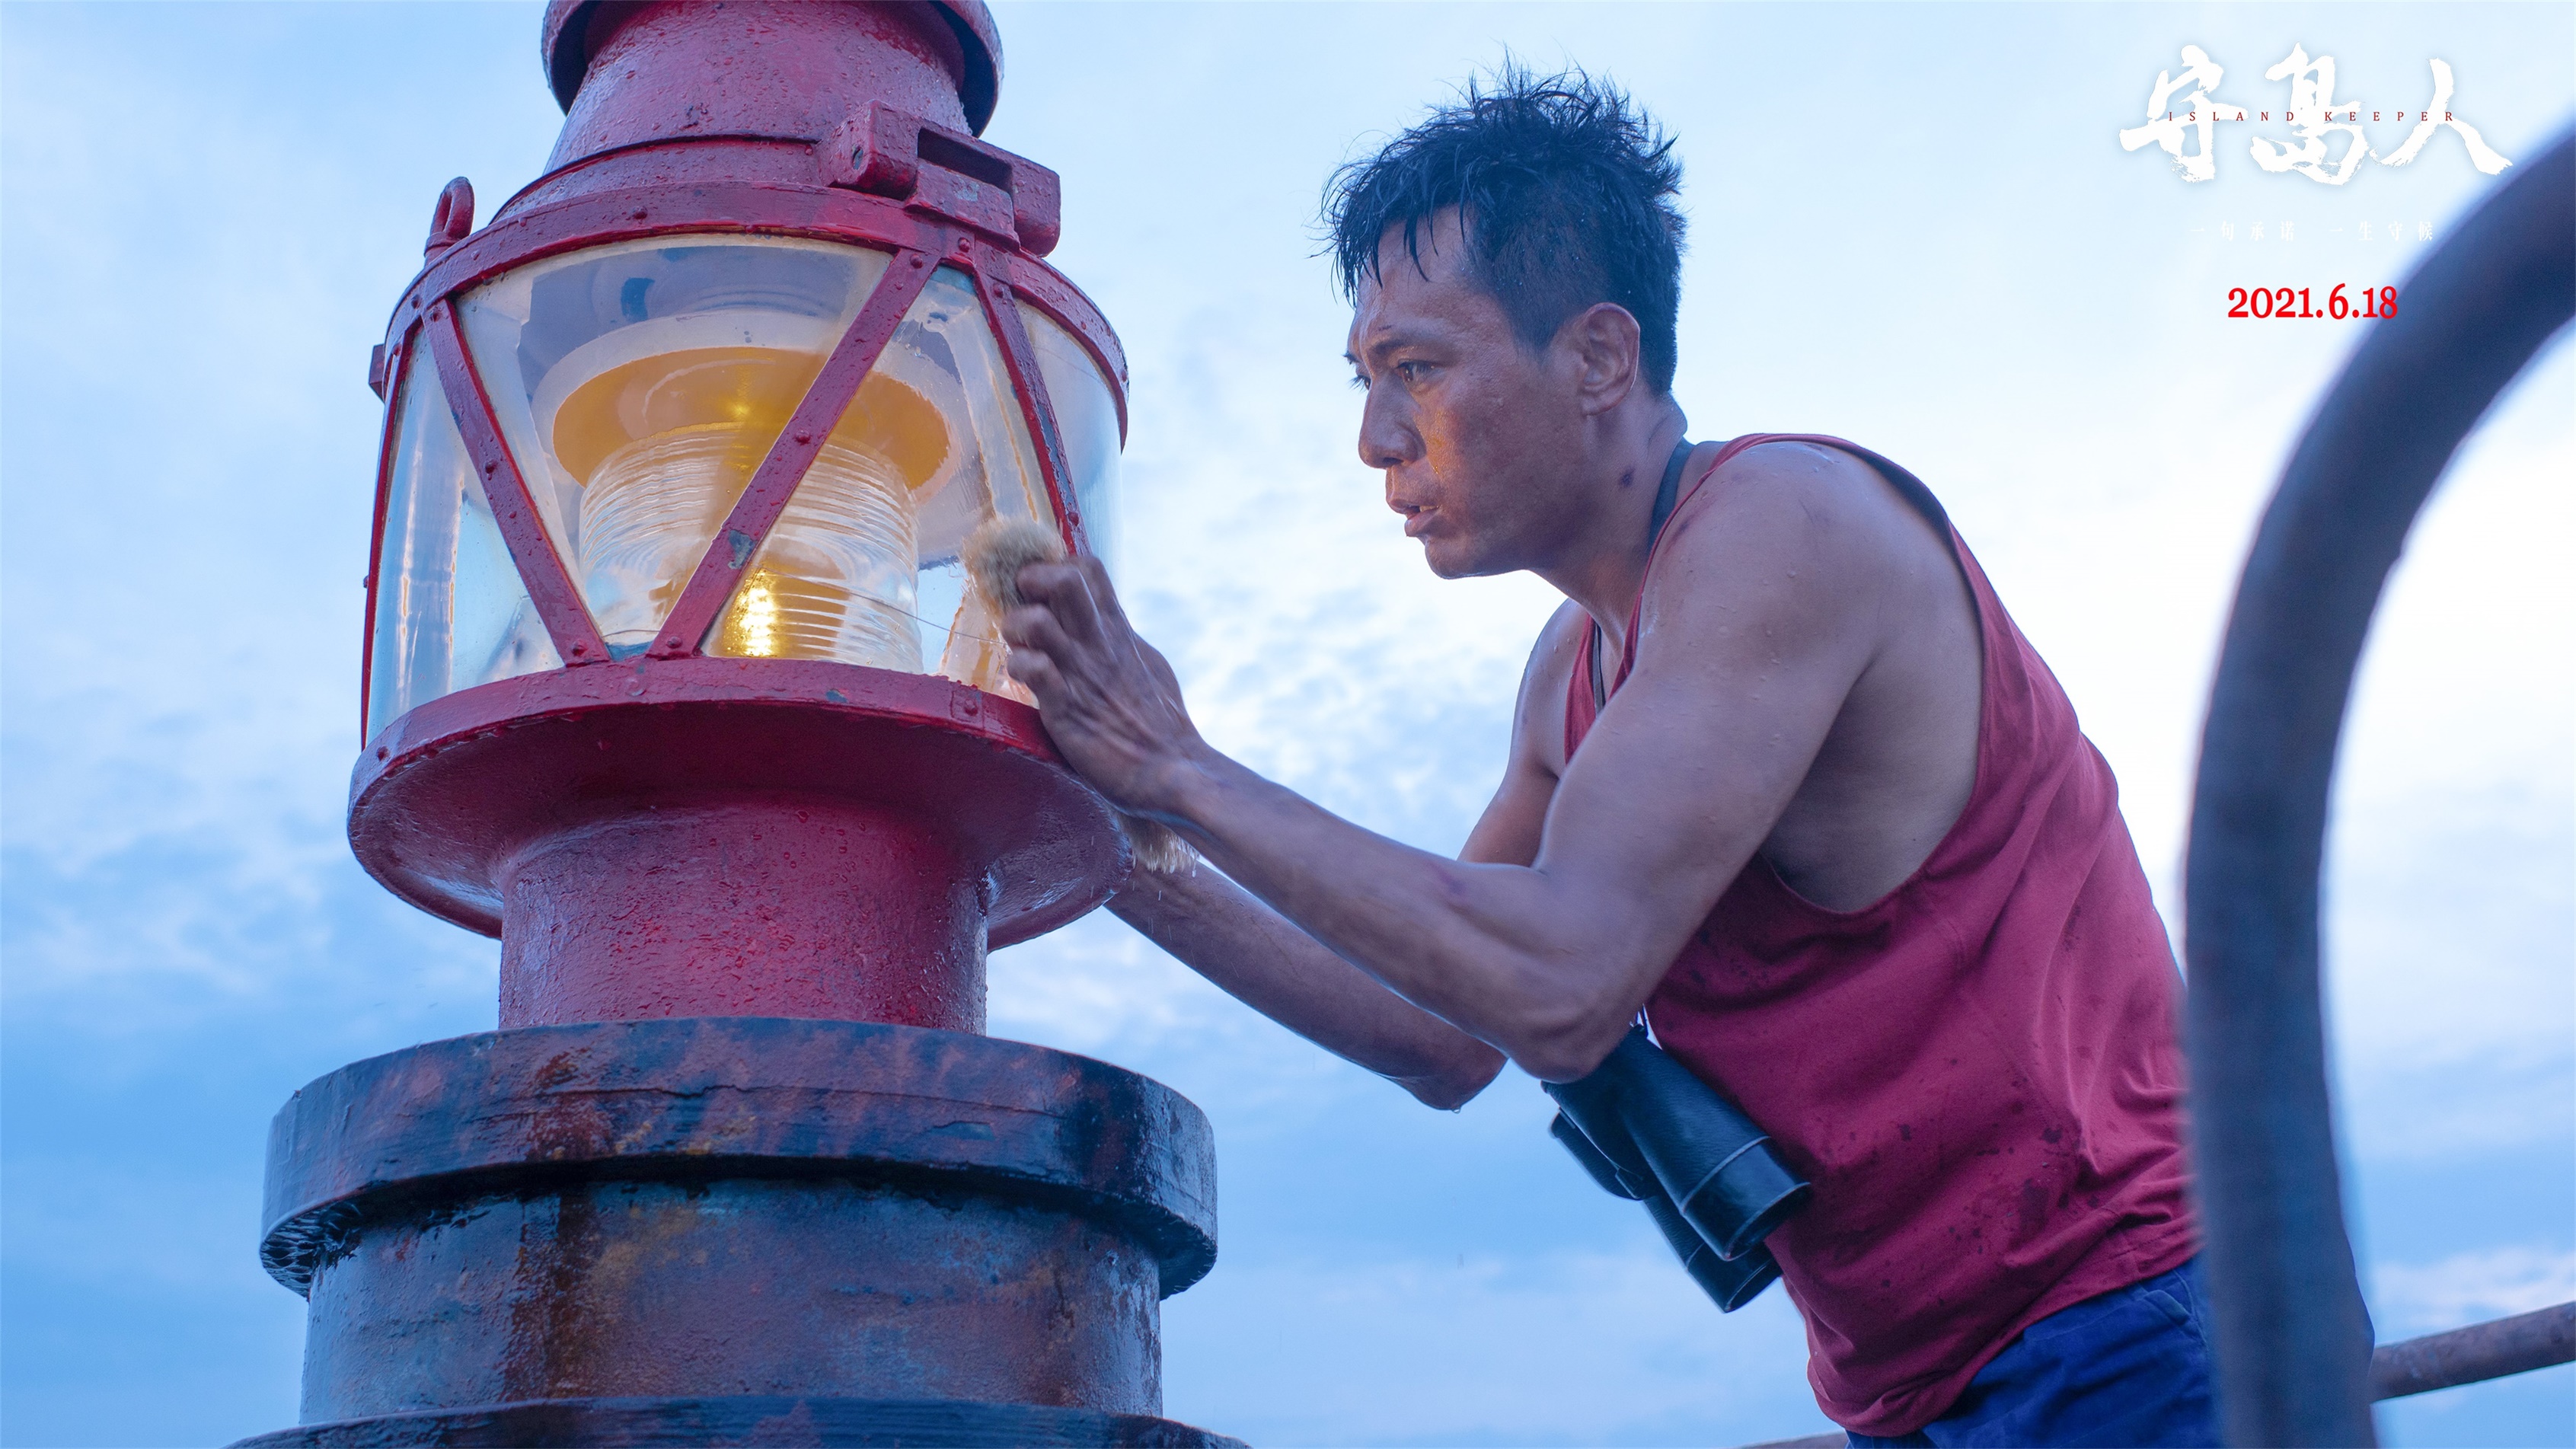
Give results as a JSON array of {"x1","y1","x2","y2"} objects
[
  {"x1": 998, "y1": 557, "x2": 1208, "y2": 822},
  {"x1": 1000, "y1": 551, "x2": 1508, "y2": 1107}
]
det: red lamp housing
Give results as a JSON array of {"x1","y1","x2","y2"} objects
[
  {"x1": 353, "y1": 0, "x2": 1133, "y2": 1030},
  {"x1": 244, "y1": 7, "x2": 1231, "y2": 1446}
]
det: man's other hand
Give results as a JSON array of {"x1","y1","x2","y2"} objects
[{"x1": 999, "y1": 557, "x2": 1207, "y2": 823}]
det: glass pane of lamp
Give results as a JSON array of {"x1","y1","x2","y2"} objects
[
  {"x1": 1023, "y1": 308, "x2": 1122, "y2": 578},
  {"x1": 367, "y1": 349, "x2": 561, "y2": 740},
  {"x1": 455, "y1": 237, "x2": 889, "y2": 655}
]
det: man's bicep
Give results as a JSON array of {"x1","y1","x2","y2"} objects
[{"x1": 1532, "y1": 477, "x2": 1879, "y2": 960}]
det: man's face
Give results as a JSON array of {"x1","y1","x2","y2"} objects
[{"x1": 1345, "y1": 211, "x2": 1592, "y2": 579}]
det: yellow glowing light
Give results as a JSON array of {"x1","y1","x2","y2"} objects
[
  {"x1": 549, "y1": 346, "x2": 953, "y2": 667},
  {"x1": 729, "y1": 570, "x2": 782, "y2": 657},
  {"x1": 552, "y1": 346, "x2": 950, "y2": 487}
]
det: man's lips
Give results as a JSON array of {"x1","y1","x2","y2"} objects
[{"x1": 1398, "y1": 504, "x2": 1438, "y2": 539}]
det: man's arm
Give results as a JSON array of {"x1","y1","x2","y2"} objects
[
  {"x1": 1006, "y1": 446, "x2": 1891, "y2": 1082},
  {"x1": 1110, "y1": 871, "x2": 1502, "y2": 1108},
  {"x1": 1103, "y1": 606, "x2": 1587, "y2": 1109}
]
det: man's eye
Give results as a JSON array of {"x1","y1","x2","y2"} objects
[
  {"x1": 1396, "y1": 361, "x2": 1434, "y2": 384},
  {"x1": 1349, "y1": 372, "x2": 1370, "y2": 391}
]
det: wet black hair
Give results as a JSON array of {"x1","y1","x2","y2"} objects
[{"x1": 1325, "y1": 62, "x2": 1686, "y2": 394}]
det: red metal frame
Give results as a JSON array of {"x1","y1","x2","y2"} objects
[
  {"x1": 385, "y1": 180, "x2": 1126, "y2": 432},
  {"x1": 969, "y1": 249, "x2": 1087, "y2": 554},
  {"x1": 825, "y1": 101, "x2": 1062, "y2": 259},
  {"x1": 997, "y1": 254, "x2": 1126, "y2": 426},
  {"x1": 372, "y1": 203, "x2": 1122, "y2": 681},
  {"x1": 648, "y1": 247, "x2": 938, "y2": 658},
  {"x1": 423, "y1": 178, "x2": 475, "y2": 261},
  {"x1": 422, "y1": 301, "x2": 608, "y2": 664},
  {"x1": 361, "y1": 119, "x2": 1135, "y2": 739}
]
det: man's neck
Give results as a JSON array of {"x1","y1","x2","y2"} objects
[{"x1": 1534, "y1": 406, "x2": 1690, "y2": 661}]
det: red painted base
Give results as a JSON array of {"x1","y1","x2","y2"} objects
[
  {"x1": 353, "y1": 658, "x2": 1125, "y2": 1028},
  {"x1": 500, "y1": 793, "x2": 985, "y2": 1029}
]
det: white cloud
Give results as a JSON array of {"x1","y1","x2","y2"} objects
[
  {"x1": 989, "y1": 906, "x2": 1234, "y2": 1052},
  {"x1": 1163, "y1": 1244, "x2": 1831, "y2": 1447}
]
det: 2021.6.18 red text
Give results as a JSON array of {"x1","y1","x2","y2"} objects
[{"x1": 2228, "y1": 285, "x2": 2398, "y2": 319}]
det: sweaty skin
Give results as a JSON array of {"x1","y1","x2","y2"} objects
[{"x1": 1001, "y1": 210, "x2": 1982, "y2": 1105}]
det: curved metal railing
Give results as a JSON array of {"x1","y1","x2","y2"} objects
[{"x1": 2185, "y1": 129, "x2": 2574, "y2": 1447}]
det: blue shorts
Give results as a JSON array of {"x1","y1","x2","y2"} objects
[{"x1": 1847, "y1": 1259, "x2": 2221, "y2": 1448}]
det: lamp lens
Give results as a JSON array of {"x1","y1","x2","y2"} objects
[{"x1": 366, "y1": 235, "x2": 1127, "y2": 733}]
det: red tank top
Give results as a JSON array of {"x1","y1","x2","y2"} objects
[{"x1": 1566, "y1": 435, "x2": 2196, "y2": 1437}]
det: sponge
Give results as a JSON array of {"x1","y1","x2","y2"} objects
[{"x1": 960, "y1": 516, "x2": 1066, "y2": 612}]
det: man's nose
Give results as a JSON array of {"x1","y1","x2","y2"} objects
[{"x1": 1356, "y1": 382, "x2": 1418, "y2": 472}]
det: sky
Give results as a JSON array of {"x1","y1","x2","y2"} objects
[{"x1": 1, "y1": 3, "x2": 2569, "y2": 1447}]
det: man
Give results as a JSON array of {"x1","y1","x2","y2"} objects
[{"x1": 998, "y1": 69, "x2": 2212, "y2": 1447}]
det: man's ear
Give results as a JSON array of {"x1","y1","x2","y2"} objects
[{"x1": 1563, "y1": 302, "x2": 1643, "y2": 417}]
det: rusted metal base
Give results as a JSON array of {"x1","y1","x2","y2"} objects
[
  {"x1": 244, "y1": 1019, "x2": 1226, "y2": 1447},
  {"x1": 235, "y1": 1397, "x2": 1242, "y2": 1448}
]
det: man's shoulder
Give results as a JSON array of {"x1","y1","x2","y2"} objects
[
  {"x1": 1658, "y1": 437, "x2": 1955, "y2": 611},
  {"x1": 1692, "y1": 436, "x2": 1911, "y2": 526}
]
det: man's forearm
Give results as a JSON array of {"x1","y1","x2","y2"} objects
[
  {"x1": 1109, "y1": 863, "x2": 1503, "y2": 1109},
  {"x1": 1151, "y1": 748, "x2": 1628, "y2": 1080}
]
